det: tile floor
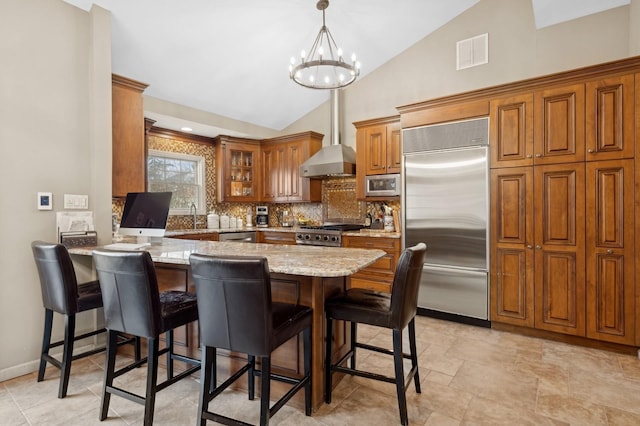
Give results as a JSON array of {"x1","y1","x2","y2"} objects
[{"x1": 3, "y1": 315, "x2": 640, "y2": 425}]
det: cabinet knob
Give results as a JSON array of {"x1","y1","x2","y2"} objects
[
  {"x1": 536, "y1": 245, "x2": 541, "y2": 250},
  {"x1": 526, "y1": 245, "x2": 533, "y2": 249},
  {"x1": 606, "y1": 249, "x2": 613, "y2": 254},
  {"x1": 535, "y1": 153, "x2": 542, "y2": 158},
  {"x1": 526, "y1": 154, "x2": 532, "y2": 158},
  {"x1": 588, "y1": 149, "x2": 594, "y2": 153}
]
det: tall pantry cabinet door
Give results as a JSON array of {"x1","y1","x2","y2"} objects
[
  {"x1": 585, "y1": 74, "x2": 634, "y2": 161},
  {"x1": 490, "y1": 94, "x2": 534, "y2": 168},
  {"x1": 534, "y1": 83, "x2": 585, "y2": 165},
  {"x1": 490, "y1": 167, "x2": 534, "y2": 326},
  {"x1": 586, "y1": 160, "x2": 634, "y2": 344},
  {"x1": 533, "y1": 163, "x2": 586, "y2": 336}
]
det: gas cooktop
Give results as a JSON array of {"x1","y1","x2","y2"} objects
[{"x1": 296, "y1": 224, "x2": 364, "y2": 247}]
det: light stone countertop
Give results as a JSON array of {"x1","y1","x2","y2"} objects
[
  {"x1": 165, "y1": 227, "x2": 401, "y2": 238},
  {"x1": 68, "y1": 237, "x2": 385, "y2": 278}
]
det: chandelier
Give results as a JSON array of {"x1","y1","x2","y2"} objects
[{"x1": 289, "y1": 0, "x2": 360, "y2": 89}]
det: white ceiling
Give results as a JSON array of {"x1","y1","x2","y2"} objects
[{"x1": 62, "y1": 0, "x2": 629, "y2": 136}]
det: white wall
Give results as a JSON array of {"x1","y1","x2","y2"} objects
[{"x1": 0, "y1": 0, "x2": 111, "y2": 379}]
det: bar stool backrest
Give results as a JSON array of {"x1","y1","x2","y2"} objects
[
  {"x1": 389, "y1": 242, "x2": 427, "y2": 329},
  {"x1": 32, "y1": 241, "x2": 80, "y2": 315},
  {"x1": 190, "y1": 254, "x2": 273, "y2": 357},
  {"x1": 93, "y1": 249, "x2": 162, "y2": 339}
]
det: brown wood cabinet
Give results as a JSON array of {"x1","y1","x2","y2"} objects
[
  {"x1": 401, "y1": 57, "x2": 640, "y2": 349},
  {"x1": 533, "y1": 163, "x2": 586, "y2": 336},
  {"x1": 489, "y1": 167, "x2": 534, "y2": 327},
  {"x1": 215, "y1": 136, "x2": 261, "y2": 202},
  {"x1": 354, "y1": 116, "x2": 401, "y2": 199},
  {"x1": 258, "y1": 231, "x2": 297, "y2": 245},
  {"x1": 490, "y1": 93, "x2": 534, "y2": 168},
  {"x1": 533, "y1": 83, "x2": 585, "y2": 165},
  {"x1": 261, "y1": 132, "x2": 323, "y2": 203},
  {"x1": 112, "y1": 74, "x2": 148, "y2": 198},
  {"x1": 585, "y1": 74, "x2": 635, "y2": 161},
  {"x1": 171, "y1": 233, "x2": 219, "y2": 242},
  {"x1": 586, "y1": 159, "x2": 635, "y2": 344},
  {"x1": 342, "y1": 235, "x2": 400, "y2": 293}
]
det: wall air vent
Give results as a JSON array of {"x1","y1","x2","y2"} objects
[{"x1": 456, "y1": 33, "x2": 488, "y2": 70}]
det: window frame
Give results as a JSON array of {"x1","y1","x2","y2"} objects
[{"x1": 147, "y1": 149, "x2": 206, "y2": 215}]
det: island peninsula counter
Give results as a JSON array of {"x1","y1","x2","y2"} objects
[{"x1": 69, "y1": 237, "x2": 385, "y2": 411}]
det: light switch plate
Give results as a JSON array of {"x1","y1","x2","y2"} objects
[{"x1": 64, "y1": 194, "x2": 89, "y2": 209}]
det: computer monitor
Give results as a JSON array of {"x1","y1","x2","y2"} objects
[{"x1": 118, "y1": 192, "x2": 172, "y2": 237}]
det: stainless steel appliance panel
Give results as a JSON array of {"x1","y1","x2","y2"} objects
[
  {"x1": 418, "y1": 265, "x2": 488, "y2": 320},
  {"x1": 218, "y1": 231, "x2": 256, "y2": 243},
  {"x1": 402, "y1": 117, "x2": 489, "y2": 321},
  {"x1": 404, "y1": 146, "x2": 488, "y2": 269}
]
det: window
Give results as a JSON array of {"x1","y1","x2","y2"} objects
[{"x1": 147, "y1": 149, "x2": 205, "y2": 215}]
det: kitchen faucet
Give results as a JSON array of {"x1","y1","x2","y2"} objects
[{"x1": 190, "y1": 202, "x2": 197, "y2": 229}]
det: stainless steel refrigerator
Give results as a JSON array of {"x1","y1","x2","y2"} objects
[{"x1": 402, "y1": 117, "x2": 489, "y2": 322}]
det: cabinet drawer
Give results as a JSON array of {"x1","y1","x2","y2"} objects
[
  {"x1": 260, "y1": 231, "x2": 297, "y2": 245},
  {"x1": 349, "y1": 276, "x2": 391, "y2": 293},
  {"x1": 171, "y1": 233, "x2": 219, "y2": 241},
  {"x1": 342, "y1": 235, "x2": 399, "y2": 251}
]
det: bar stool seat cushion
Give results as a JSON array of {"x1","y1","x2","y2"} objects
[
  {"x1": 325, "y1": 289, "x2": 393, "y2": 328},
  {"x1": 159, "y1": 291, "x2": 198, "y2": 330},
  {"x1": 272, "y1": 302, "x2": 313, "y2": 348},
  {"x1": 76, "y1": 280, "x2": 103, "y2": 311}
]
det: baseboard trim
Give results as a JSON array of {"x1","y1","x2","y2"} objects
[{"x1": 417, "y1": 308, "x2": 491, "y2": 328}]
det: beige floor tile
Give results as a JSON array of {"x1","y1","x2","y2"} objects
[
  {"x1": 423, "y1": 370, "x2": 454, "y2": 386},
  {"x1": 462, "y1": 395, "x2": 566, "y2": 425},
  {"x1": 0, "y1": 384, "x2": 28, "y2": 425},
  {"x1": 618, "y1": 354, "x2": 640, "y2": 381},
  {"x1": 604, "y1": 406, "x2": 640, "y2": 425},
  {"x1": 445, "y1": 336, "x2": 518, "y2": 367},
  {"x1": 449, "y1": 360, "x2": 538, "y2": 412},
  {"x1": 425, "y1": 411, "x2": 461, "y2": 426},
  {"x1": 536, "y1": 382, "x2": 608, "y2": 425},
  {"x1": 567, "y1": 364, "x2": 640, "y2": 415},
  {"x1": 417, "y1": 381, "x2": 473, "y2": 422},
  {"x1": 5, "y1": 315, "x2": 640, "y2": 425}
]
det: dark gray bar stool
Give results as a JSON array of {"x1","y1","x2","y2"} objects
[
  {"x1": 93, "y1": 249, "x2": 200, "y2": 426},
  {"x1": 31, "y1": 241, "x2": 139, "y2": 398},
  {"x1": 190, "y1": 253, "x2": 312, "y2": 426},
  {"x1": 324, "y1": 242, "x2": 427, "y2": 426}
]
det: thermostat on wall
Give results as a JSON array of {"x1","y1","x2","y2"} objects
[{"x1": 37, "y1": 192, "x2": 52, "y2": 210}]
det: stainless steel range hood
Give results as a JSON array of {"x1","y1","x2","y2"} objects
[{"x1": 300, "y1": 89, "x2": 356, "y2": 178}]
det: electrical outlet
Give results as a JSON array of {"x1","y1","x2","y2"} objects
[{"x1": 64, "y1": 194, "x2": 89, "y2": 209}]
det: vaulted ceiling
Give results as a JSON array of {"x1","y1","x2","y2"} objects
[{"x1": 62, "y1": 0, "x2": 630, "y2": 136}]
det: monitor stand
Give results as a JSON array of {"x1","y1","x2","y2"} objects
[{"x1": 134, "y1": 236, "x2": 163, "y2": 245}]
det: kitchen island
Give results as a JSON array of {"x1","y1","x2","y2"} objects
[{"x1": 69, "y1": 237, "x2": 385, "y2": 411}]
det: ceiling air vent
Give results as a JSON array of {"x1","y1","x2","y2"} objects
[{"x1": 456, "y1": 33, "x2": 488, "y2": 70}]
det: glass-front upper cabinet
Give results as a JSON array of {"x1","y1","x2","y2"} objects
[{"x1": 215, "y1": 136, "x2": 261, "y2": 202}]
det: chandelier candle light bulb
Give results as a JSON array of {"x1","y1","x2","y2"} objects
[{"x1": 289, "y1": 0, "x2": 360, "y2": 90}]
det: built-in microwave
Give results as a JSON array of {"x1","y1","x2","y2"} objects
[{"x1": 365, "y1": 173, "x2": 401, "y2": 197}]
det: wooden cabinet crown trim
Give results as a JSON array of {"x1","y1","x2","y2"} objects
[
  {"x1": 112, "y1": 73, "x2": 148, "y2": 91},
  {"x1": 353, "y1": 115, "x2": 400, "y2": 129},
  {"x1": 149, "y1": 126, "x2": 216, "y2": 145},
  {"x1": 263, "y1": 131, "x2": 324, "y2": 144},
  {"x1": 397, "y1": 56, "x2": 640, "y2": 122}
]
